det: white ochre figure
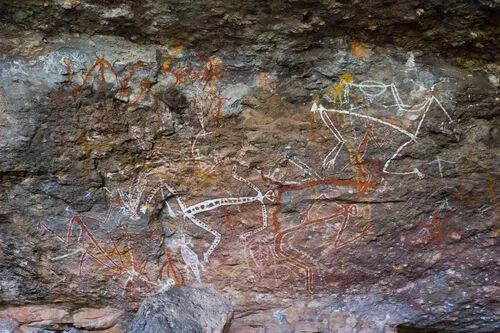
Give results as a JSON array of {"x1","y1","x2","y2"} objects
[
  {"x1": 312, "y1": 74, "x2": 454, "y2": 179},
  {"x1": 142, "y1": 156, "x2": 275, "y2": 264},
  {"x1": 177, "y1": 233, "x2": 205, "y2": 283}
]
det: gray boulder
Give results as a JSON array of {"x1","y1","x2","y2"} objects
[{"x1": 125, "y1": 286, "x2": 233, "y2": 333}]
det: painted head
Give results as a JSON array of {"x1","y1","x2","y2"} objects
[
  {"x1": 264, "y1": 190, "x2": 276, "y2": 202},
  {"x1": 178, "y1": 233, "x2": 192, "y2": 246},
  {"x1": 347, "y1": 204, "x2": 358, "y2": 216},
  {"x1": 140, "y1": 79, "x2": 153, "y2": 90},
  {"x1": 339, "y1": 73, "x2": 354, "y2": 85}
]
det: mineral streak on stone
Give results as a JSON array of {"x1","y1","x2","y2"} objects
[{"x1": 0, "y1": 1, "x2": 499, "y2": 333}]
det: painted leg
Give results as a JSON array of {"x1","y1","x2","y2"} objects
[
  {"x1": 186, "y1": 214, "x2": 221, "y2": 263},
  {"x1": 383, "y1": 139, "x2": 424, "y2": 179},
  {"x1": 240, "y1": 203, "x2": 268, "y2": 241}
]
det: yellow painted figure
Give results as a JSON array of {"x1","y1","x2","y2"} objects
[{"x1": 323, "y1": 73, "x2": 354, "y2": 105}]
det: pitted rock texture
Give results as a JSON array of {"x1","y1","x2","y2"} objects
[
  {"x1": 0, "y1": 1, "x2": 499, "y2": 333},
  {"x1": 125, "y1": 285, "x2": 233, "y2": 333}
]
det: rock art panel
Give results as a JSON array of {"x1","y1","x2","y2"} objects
[{"x1": 0, "y1": 30, "x2": 498, "y2": 332}]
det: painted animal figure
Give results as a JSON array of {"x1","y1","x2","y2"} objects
[
  {"x1": 274, "y1": 194, "x2": 372, "y2": 293},
  {"x1": 269, "y1": 156, "x2": 382, "y2": 293},
  {"x1": 37, "y1": 199, "x2": 123, "y2": 272},
  {"x1": 312, "y1": 75, "x2": 455, "y2": 178},
  {"x1": 143, "y1": 163, "x2": 275, "y2": 264},
  {"x1": 39, "y1": 196, "x2": 178, "y2": 294}
]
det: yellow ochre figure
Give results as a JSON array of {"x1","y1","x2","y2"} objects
[{"x1": 323, "y1": 73, "x2": 354, "y2": 104}]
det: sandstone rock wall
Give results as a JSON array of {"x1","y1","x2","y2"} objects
[{"x1": 0, "y1": 1, "x2": 499, "y2": 332}]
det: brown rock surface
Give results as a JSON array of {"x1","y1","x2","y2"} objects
[
  {"x1": 72, "y1": 307, "x2": 125, "y2": 329},
  {"x1": 6, "y1": 306, "x2": 70, "y2": 326}
]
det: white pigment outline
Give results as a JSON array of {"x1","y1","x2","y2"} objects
[
  {"x1": 313, "y1": 78, "x2": 454, "y2": 178},
  {"x1": 143, "y1": 159, "x2": 275, "y2": 264}
]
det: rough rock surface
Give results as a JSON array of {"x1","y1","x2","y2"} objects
[
  {"x1": 0, "y1": 305, "x2": 125, "y2": 332},
  {"x1": 1, "y1": 0, "x2": 498, "y2": 68},
  {"x1": 73, "y1": 307, "x2": 125, "y2": 330},
  {"x1": 125, "y1": 285, "x2": 233, "y2": 333},
  {"x1": 0, "y1": 1, "x2": 499, "y2": 332}
]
